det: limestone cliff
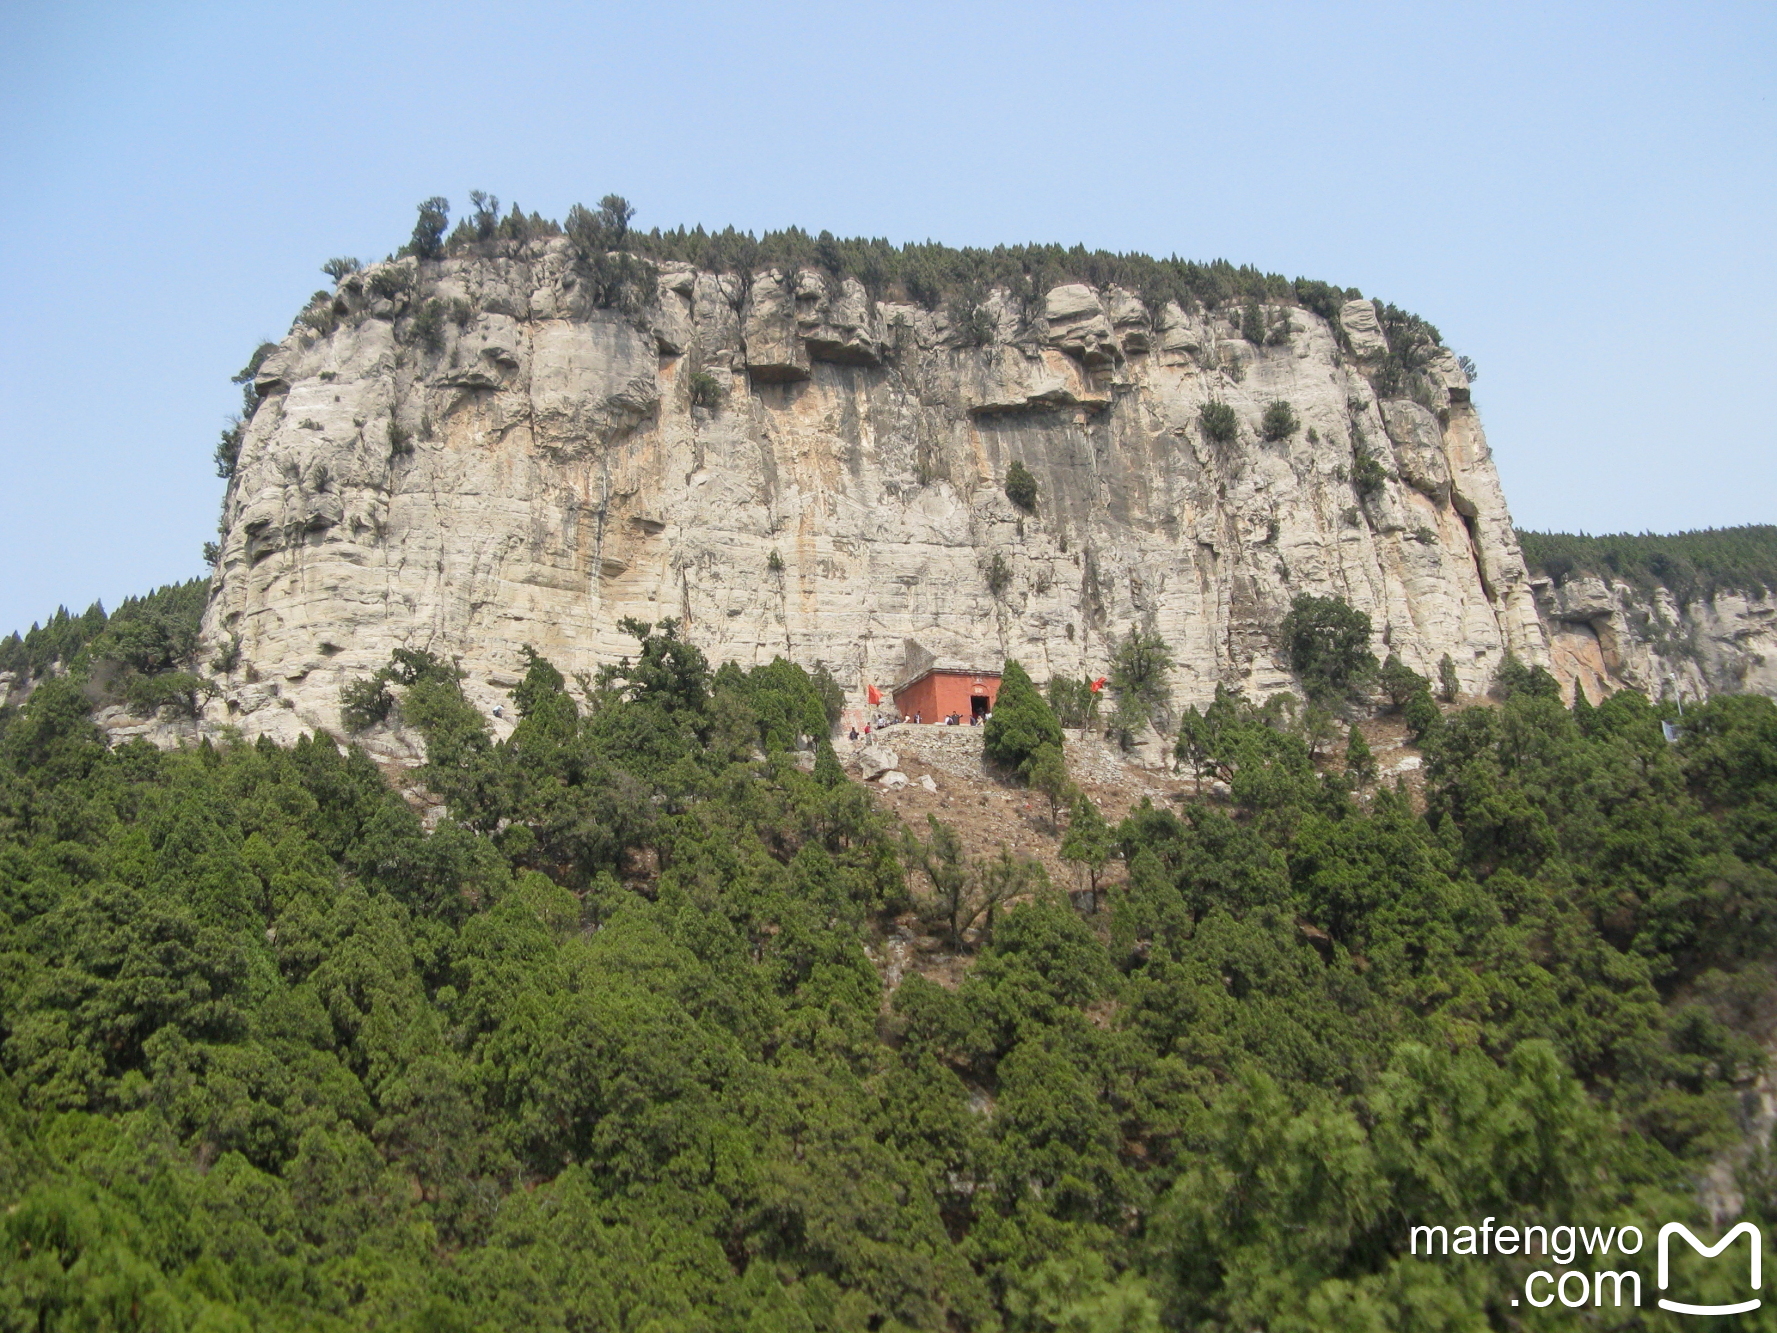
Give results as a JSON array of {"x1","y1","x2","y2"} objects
[
  {"x1": 1535, "y1": 574, "x2": 1777, "y2": 705},
  {"x1": 200, "y1": 240, "x2": 1549, "y2": 740}
]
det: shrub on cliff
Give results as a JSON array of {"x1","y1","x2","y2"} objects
[
  {"x1": 410, "y1": 299, "x2": 447, "y2": 353},
  {"x1": 985, "y1": 551, "x2": 1012, "y2": 597},
  {"x1": 1004, "y1": 460, "x2": 1038, "y2": 513},
  {"x1": 1200, "y1": 400, "x2": 1238, "y2": 445},
  {"x1": 1108, "y1": 624, "x2": 1175, "y2": 745},
  {"x1": 1281, "y1": 593, "x2": 1377, "y2": 705},
  {"x1": 688, "y1": 369, "x2": 724, "y2": 410},
  {"x1": 1261, "y1": 400, "x2": 1299, "y2": 442},
  {"x1": 983, "y1": 659, "x2": 1063, "y2": 779},
  {"x1": 1350, "y1": 439, "x2": 1388, "y2": 500}
]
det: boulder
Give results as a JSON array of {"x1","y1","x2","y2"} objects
[
  {"x1": 1339, "y1": 299, "x2": 1389, "y2": 359},
  {"x1": 854, "y1": 745, "x2": 899, "y2": 780},
  {"x1": 742, "y1": 270, "x2": 811, "y2": 381},
  {"x1": 1044, "y1": 284, "x2": 1119, "y2": 367},
  {"x1": 880, "y1": 770, "x2": 909, "y2": 790},
  {"x1": 1427, "y1": 347, "x2": 1472, "y2": 402}
]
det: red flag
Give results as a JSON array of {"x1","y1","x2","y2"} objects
[
  {"x1": 867, "y1": 683, "x2": 881, "y2": 705},
  {"x1": 1089, "y1": 676, "x2": 1107, "y2": 693}
]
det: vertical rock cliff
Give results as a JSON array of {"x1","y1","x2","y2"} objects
[
  {"x1": 1536, "y1": 575, "x2": 1777, "y2": 704},
  {"x1": 201, "y1": 240, "x2": 1548, "y2": 740}
]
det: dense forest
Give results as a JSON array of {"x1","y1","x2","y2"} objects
[
  {"x1": 4, "y1": 591, "x2": 1777, "y2": 1329},
  {"x1": 1519, "y1": 525, "x2": 1777, "y2": 604}
]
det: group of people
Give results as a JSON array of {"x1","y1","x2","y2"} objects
[{"x1": 847, "y1": 708, "x2": 989, "y2": 743}]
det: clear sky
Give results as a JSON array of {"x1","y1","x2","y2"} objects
[{"x1": 0, "y1": 0, "x2": 1771, "y2": 635}]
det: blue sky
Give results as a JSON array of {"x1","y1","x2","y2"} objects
[{"x1": 0, "y1": 0, "x2": 1771, "y2": 634}]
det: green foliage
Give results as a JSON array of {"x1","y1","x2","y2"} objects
[
  {"x1": 1280, "y1": 594, "x2": 1377, "y2": 705},
  {"x1": 6, "y1": 577, "x2": 1777, "y2": 1329},
  {"x1": 2, "y1": 580, "x2": 213, "y2": 730},
  {"x1": 1060, "y1": 793, "x2": 1114, "y2": 901},
  {"x1": 687, "y1": 368, "x2": 724, "y2": 409},
  {"x1": 1403, "y1": 686, "x2": 1443, "y2": 743},
  {"x1": 1519, "y1": 524, "x2": 1777, "y2": 603},
  {"x1": 985, "y1": 551, "x2": 1012, "y2": 597},
  {"x1": 1046, "y1": 676, "x2": 1103, "y2": 731},
  {"x1": 1004, "y1": 459, "x2": 1038, "y2": 513},
  {"x1": 10, "y1": 565, "x2": 1777, "y2": 1333},
  {"x1": 1198, "y1": 400, "x2": 1238, "y2": 445},
  {"x1": 564, "y1": 197, "x2": 656, "y2": 313},
  {"x1": 321, "y1": 256, "x2": 361, "y2": 281},
  {"x1": 903, "y1": 819, "x2": 1045, "y2": 949},
  {"x1": 1026, "y1": 744, "x2": 1076, "y2": 828},
  {"x1": 367, "y1": 265, "x2": 412, "y2": 301},
  {"x1": 0, "y1": 602, "x2": 109, "y2": 680},
  {"x1": 294, "y1": 290, "x2": 339, "y2": 337},
  {"x1": 1239, "y1": 301, "x2": 1265, "y2": 345},
  {"x1": 1377, "y1": 652, "x2": 1427, "y2": 709},
  {"x1": 1260, "y1": 399, "x2": 1299, "y2": 442},
  {"x1": 983, "y1": 660, "x2": 1064, "y2": 779},
  {"x1": 339, "y1": 675, "x2": 394, "y2": 732},
  {"x1": 407, "y1": 196, "x2": 450, "y2": 261},
  {"x1": 213, "y1": 415, "x2": 245, "y2": 480},
  {"x1": 1344, "y1": 724, "x2": 1377, "y2": 787},
  {"x1": 1493, "y1": 651, "x2": 1562, "y2": 702},
  {"x1": 409, "y1": 298, "x2": 447, "y2": 353},
  {"x1": 1107, "y1": 624, "x2": 1174, "y2": 745},
  {"x1": 123, "y1": 669, "x2": 218, "y2": 719},
  {"x1": 467, "y1": 189, "x2": 501, "y2": 241},
  {"x1": 208, "y1": 634, "x2": 241, "y2": 675},
  {"x1": 1438, "y1": 652, "x2": 1461, "y2": 703},
  {"x1": 330, "y1": 200, "x2": 1457, "y2": 387},
  {"x1": 1364, "y1": 300, "x2": 1445, "y2": 402},
  {"x1": 1349, "y1": 438, "x2": 1388, "y2": 500},
  {"x1": 947, "y1": 282, "x2": 997, "y2": 346}
]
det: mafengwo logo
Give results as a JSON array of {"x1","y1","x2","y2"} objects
[
  {"x1": 1409, "y1": 1219, "x2": 1764, "y2": 1314},
  {"x1": 1658, "y1": 1224, "x2": 1761, "y2": 1317}
]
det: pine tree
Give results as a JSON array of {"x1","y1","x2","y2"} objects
[
  {"x1": 983, "y1": 660, "x2": 1064, "y2": 779},
  {"x1": 1345, "y1": 725, "x2": 1377, "y2": 787},
  {"x1": 1438, "y1": 653, "x2": 1461, "y2": 703},
  {"x1": 1060, "y1": 793, "x2": 1114, "y2": 910},
  {"x1": 1027, "y1": 744, "x2": 1076, "y2": 828}
]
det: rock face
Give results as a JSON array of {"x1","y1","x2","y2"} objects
[
  {"x1": 1534, "y1": 575, "x2": 1777, "y2": 705},
  {"x1": 200, "y1": 245, "x2": 1550, "y2": 740}
]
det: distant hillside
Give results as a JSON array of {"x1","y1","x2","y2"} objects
[{"x1": 1518, "y1": 525, "x2": 1777, "y2": 602}]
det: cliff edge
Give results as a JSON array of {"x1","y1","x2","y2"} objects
[{"x1": 201, "y1": 233, "x2": 1547, "y2": 740}]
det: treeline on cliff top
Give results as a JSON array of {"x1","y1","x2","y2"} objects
[
  {"x1": 381, "y1": 190, "x2": 1390, "y2": 326},
  {"x1": 0, "y1": 575, "x2": 209, "y2": 700},
  {"x1": 1519, "y1": 524, "x2": 1777, "y2": 603},
  {"x1": 5, "y1": 610, "x2": 1777, "y2": 1329}
]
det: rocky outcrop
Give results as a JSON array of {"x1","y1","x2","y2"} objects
[
  {"x1": 198, "y1": 240, "x2": 1549, "y2": 742},
  {"x1": 1534, "y1": 574, "x2": 1777, "y2": 704}
]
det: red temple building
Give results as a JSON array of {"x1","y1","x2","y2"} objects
[{"x1": 890, "y1": 666, "x2": 1001, "y2": 723}]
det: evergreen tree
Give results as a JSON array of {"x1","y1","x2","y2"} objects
[
  {"x1": 1281, "y1": 594, "x2": 1378, "y2": 704},
  {"x1": 983, "y1": 659, "x2": 1064, "y2": 779},
  {"x1": 1060, "y1": 792, "x2": 1114, "y2": 909},
  {"x1": 1026, "y1": 743, "x2": 1075, "y2": 828},
  {"x1": 1004, "y1": 459, "x2": 1039, "y2": 513},
  {"x1": 1345, "y1": 724, "x2": 1377, "y2": 787},
  {"x1": 1438, "y1": 652, "x2": 1461, "y2": 703}
]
